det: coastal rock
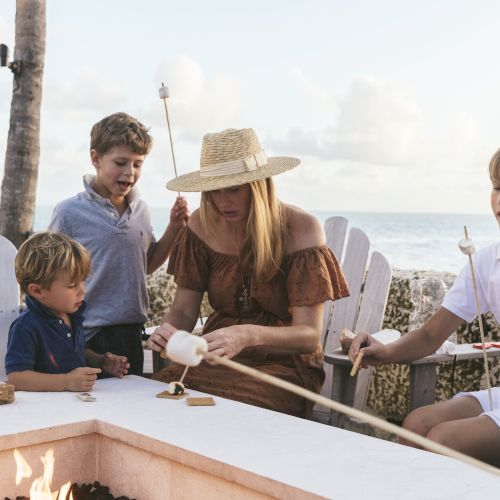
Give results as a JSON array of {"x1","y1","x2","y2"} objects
[{"x1": 146, "y1": 266, "x2": 213, "y2": 328}]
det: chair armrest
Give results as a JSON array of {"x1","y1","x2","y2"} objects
[
  {"x1": 410, "y1": 343, "x2": 500, "y2": 365},
  {"x1": 324, "y1": 348, "x2": 352, "y2": 367}
]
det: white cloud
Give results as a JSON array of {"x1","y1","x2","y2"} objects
[
  {"x1": 43, "y1": 65, "x2": 127, "y2": 120},
  {"x1": 291, "y1": 65, "x2": 335, "y2": 109},
  {"x1": 0, "y1": 15, "x2": 14, "y2": 47},
  {"x1": 140, "y1": 55, "x2": 246, "y2": 137},
  {"x1": 271, "y1": 73, "x2": 493, "y2": 179},
  {"x1": 328, "y1": 76, "x2": 426, "y2": 165}
]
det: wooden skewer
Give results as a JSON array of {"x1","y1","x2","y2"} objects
[
  {"x1": 196, "y1": 349, "x2": 500, "y2": 477},
  {"x1": 158, "y1": 85, "x2": 204, "y2": 328},
  {"x1": 178, "y1": 364, "x2": 190, "y2": 385},
  {"x1": 350, "y1": 351, "x2": 364, "y2": 377},
  {"x1": 160, "y1": 82, "x2": 181, "y2": 198},
  {"x1": 463, "y1": 226, "x2": 494, "y2": 411}
]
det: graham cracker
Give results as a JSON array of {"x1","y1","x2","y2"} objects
[
  {"x1": 156, "y1": 390, "x2": 189, "y2": 400},
  {"x1": 186, "y1": 397, "x2": 215, "y2": 406}
]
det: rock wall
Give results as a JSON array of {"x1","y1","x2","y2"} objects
[{"x1": 147, "y1": 267, "x2": 500, "y2": 422}]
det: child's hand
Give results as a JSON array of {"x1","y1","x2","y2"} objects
[
  {"x1": 169, "y1": 196, "x2": 190, "y2": 229},
  {"x1": 65, "y1": 367, "x2": 101, "y2": 392},
  {"x1": 102, "y1": 352, "x2": 129, "y2": 378}
]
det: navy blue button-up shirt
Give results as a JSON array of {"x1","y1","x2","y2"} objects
[{"x1": 5, "y1": 296, "x2": 86, "y2": 374}]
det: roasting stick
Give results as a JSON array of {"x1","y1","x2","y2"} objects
[
  {"x1": 350, "y1": 350, "x2": 364, "y2": 376},
  {"x1": 158, "y1": 83, "x2": 203, "y2": 329},
  {"x1": 178, "y1": 364, "x2": 190, "y2": 385},
  {"x1": 159, "y1": 83, "x2": 181, "y2": 198},
  {"x1": 167, "y1": 331, "x2": 500, "y2": 477},
  {"x1": 460, "y1": 226, "x2": 493, "y2": 411}
]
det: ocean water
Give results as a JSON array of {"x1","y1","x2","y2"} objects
[{"x1": 33, "y1": 206, "x2": 499, "y2": 274}]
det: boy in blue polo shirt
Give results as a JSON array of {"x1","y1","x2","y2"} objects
[
  {"x1": 49, "y1": 112, "x2": 189, "y2": 376},
  {"x1": 6, "y1": 232, "x2": 129, "y2": 391}
]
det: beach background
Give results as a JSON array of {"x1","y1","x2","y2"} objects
[
  {"x1": 3, "y1": 0, "x2": 500, "y2": 234},
  {"x1": 2, "y1": 0, "x2": 500, "y2": 430},
  {"x1": 34, "y1": 205, "x2": 498, "y2": 273}
]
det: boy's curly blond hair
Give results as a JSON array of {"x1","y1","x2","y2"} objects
[
  {"x1": 90, "y1": 112, "x2": 153, "y2": 155},
  {"x1": 15, "y1": 232, "x2": 91, "y2": 295},
  {"x1": 489, "y1": 148, "x2": 500, "y2": 184}
]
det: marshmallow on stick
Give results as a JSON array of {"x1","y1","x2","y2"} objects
[
  {"x1": 460, "y1": 226, "x2": 493, "y2": 411},
  {"x1": 159, "y1": 82, "x2": 180, "y2": 197},
  {"x1": 164, "y1": 331, "x2": 499, "y2": 477}
]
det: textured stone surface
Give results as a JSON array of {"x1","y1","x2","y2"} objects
[
  {"x1": 146, "y1": 266, "x2": 500, "y2": 423},
  {"x1": 146, "y1": 266, "x2": 213, "y2": 328}
]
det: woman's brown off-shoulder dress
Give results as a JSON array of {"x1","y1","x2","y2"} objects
[{"x1": 153, "y1": 226, "x2": 349, "y2": 418}]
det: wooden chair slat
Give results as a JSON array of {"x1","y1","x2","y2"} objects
[
  {"x1": 0, "y1": 236, "x2": 20, "y2": 379},
  {"x1": 352, "y1": 251, "x2": 392, "y2": 410},
  {"x1": 322, "y1": 216, "x2": 348, "y2": 347}
]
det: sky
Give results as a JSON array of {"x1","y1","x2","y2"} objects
[{"x1": 1, "y1": 0, "x2": 500, "y2": 215}]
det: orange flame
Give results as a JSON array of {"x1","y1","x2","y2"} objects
[
  {"x1": 14, "y1": 449, "x2": 32, "y2": 485},
  {"x1": 13, "y1": 448, "x2": 73, "y2": 499}
]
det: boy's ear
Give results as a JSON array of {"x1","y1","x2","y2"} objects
[
  {"x1": 90, "y1": 149, "x2": 101, "y2": 168},
  {"x1": 27, "y1": 283, "x2": 44, "y2": 298}
]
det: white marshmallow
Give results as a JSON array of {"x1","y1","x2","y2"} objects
[
  {"x1": 159, "y1": 86, "x2": 170, "y2": 99},
  {"x1": 458, "y1": 238, "x2": 476, "y2": 255},
  {"x1": 166, "y1": 331, "x2": 207, "y2": 366}
]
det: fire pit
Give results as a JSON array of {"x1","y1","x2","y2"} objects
[
  {"x1": 6, "y1": 447, "x2": 135, "y2": 499},
  {"x1": 0, "y1": 376, "x2": 498, "y2": 500}
]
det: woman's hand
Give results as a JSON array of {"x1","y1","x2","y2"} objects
[
  {"x1": 169, "y1": 196, "x2": 190, "y2": 229},
  {"x1": 348, "y1": 332, "x2": 388, "y2": 368},
  {"x1": 202, "y1": 325, "x2": 249, "y2": 361},
  {"x1": 146, "y1": 323, "x2": 178, "y2": 352}
]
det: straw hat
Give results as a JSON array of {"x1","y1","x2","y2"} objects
[{"x1": 166, "y1": 128, "x2": 300, "y2": 192}]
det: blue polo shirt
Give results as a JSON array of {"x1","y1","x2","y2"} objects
[
  {"x1": 5, "y1": 296, "x2": 86, "y2": 375},
  {"x1": 48, "y1": 174, "x2": 156, "y2": 340}
]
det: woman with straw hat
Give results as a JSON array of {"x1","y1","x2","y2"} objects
[{"x1": 147, "y1": 128, "x2": 349, "y2": 418}]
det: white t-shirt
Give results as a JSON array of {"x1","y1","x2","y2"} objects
[
  {"x1": 442, "y1": 242, "x2": 500, "y2": 324},
  {"x1": 444, "y1": 242, "x2": 500, "y2": 424}
]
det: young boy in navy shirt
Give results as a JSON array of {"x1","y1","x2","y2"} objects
[
  {"x1": 49, "y1": 112, "x2": 189, "y2": 375},
  {"x1": 6, "y1": 232, "x2": 129, "y2": 391}
]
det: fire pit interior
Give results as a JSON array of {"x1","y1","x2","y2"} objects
[{"x1": 0, "y1": 419, "x2": 278, "y2": 499}]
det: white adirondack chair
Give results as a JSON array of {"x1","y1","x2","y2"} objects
[
  {"x1": 313, "y1": 216, "x2": 392, "y2": 429},
  {"x1": 0, "y1": 235, "x2": 20, "y2": 380}
]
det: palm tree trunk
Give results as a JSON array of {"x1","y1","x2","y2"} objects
[{"x1": 0, "y1": 0, "x2": 46, "y2": 248}]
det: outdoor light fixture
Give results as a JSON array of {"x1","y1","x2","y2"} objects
[{"x1": 0, "y1": 44, "x2": 21, "y2": 75}]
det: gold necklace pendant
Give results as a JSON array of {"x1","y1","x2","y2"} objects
[
  {"x1": 232, "y1": 225, "x2": 251, "y2": 311},
  {"x1": 239, "y1": 284, "x2": 250, "y2": 309}
]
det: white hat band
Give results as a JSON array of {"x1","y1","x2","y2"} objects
[{"x1": 200, "y1": 150, "x2": 268, "y2": 177}]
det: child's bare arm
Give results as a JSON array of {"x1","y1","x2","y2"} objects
[
  {"x1": 7, "y1": 367, "x2": 101, "y2": 392},
  {"x1": 147, "y1": 197, "x2": 190, "y2": 274}
]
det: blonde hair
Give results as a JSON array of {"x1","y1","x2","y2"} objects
[
  {"x1": 15, "y1": 232, "x2": 91, "y2": 295},
  {"x1": 200, "y1": 178, "x2": 286, "y2": 282},
  {"x1": 90, "y1": 112, "x2": 153, "y2": 155},
  {"x1": 489, "y1": 148, "x2": 500, "y2": 184}
]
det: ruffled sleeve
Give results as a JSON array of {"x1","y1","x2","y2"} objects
[
  {"x1": 167, "y1": 226, "x2": 210, "y2": 292},
  {"x1": 285, "y1": 245, "x2": 349, "y2": 307}
]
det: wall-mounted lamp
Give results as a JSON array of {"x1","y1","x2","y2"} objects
[{"x1": 1, "y1": 44, "x2": 21, "y2": 76}]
